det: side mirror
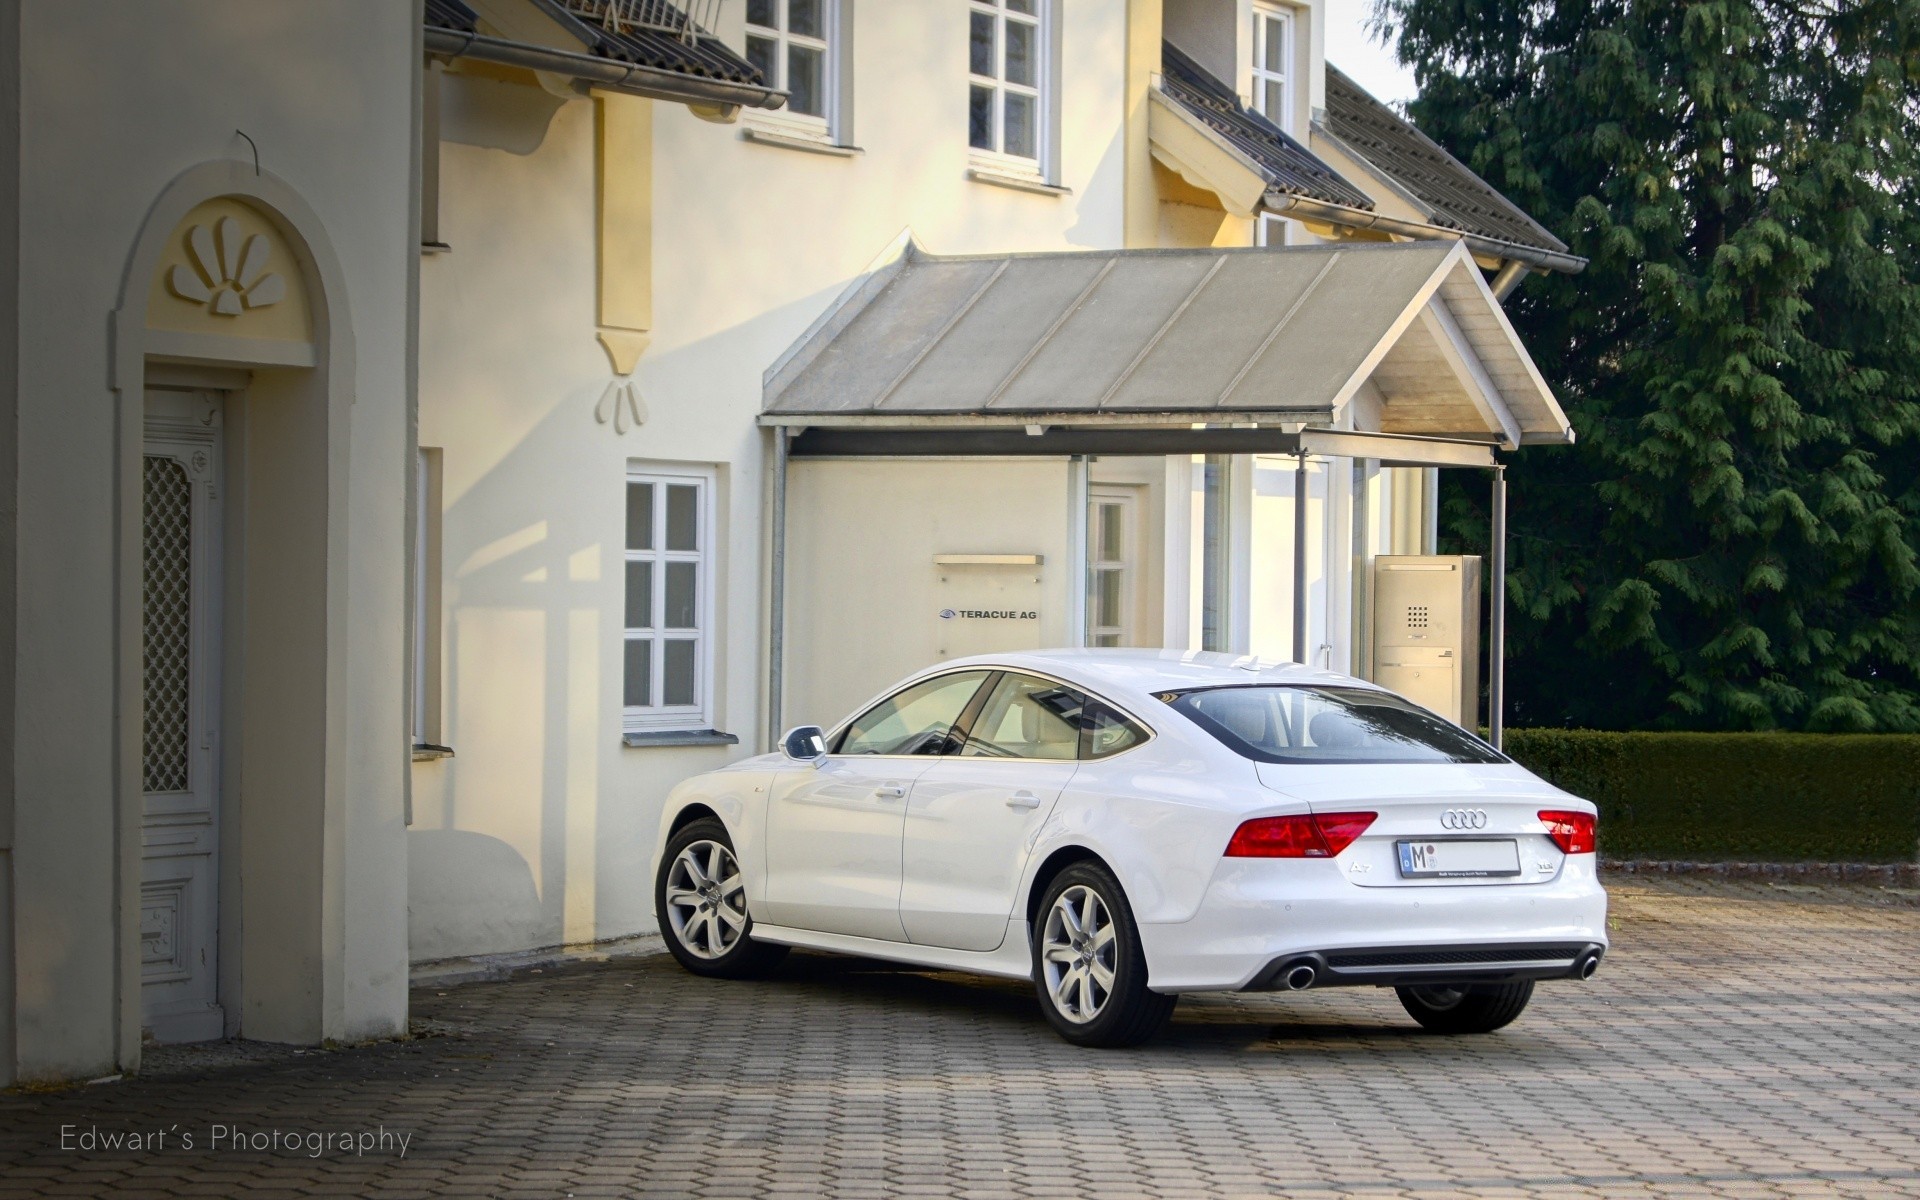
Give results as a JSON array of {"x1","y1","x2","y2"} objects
[{"x1": 781, "y1": 725, "x2": 829, "y2": 765}]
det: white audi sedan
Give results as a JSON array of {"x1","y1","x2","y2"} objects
[{"x1": 652, "y1": 649, "x2": 1607, "y2": 1047}]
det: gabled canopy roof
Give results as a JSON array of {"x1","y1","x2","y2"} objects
[{"x1": 762, "y1": 240, "x2": 1573, "y2": 450}]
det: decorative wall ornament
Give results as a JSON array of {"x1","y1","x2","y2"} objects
[
  {"x1": 166, "y1": 215, "x2": 286, "y2": 316},
  {"x1": 595, "y1": 377, "x2": 649, "y2": 434}
]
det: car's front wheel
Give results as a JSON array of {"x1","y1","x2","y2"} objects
[
  {"x1": 1032, "y1": 862, "x2": 1176, "y2": 1047},
  {"x1": 1395, "y1": 980, "x2": 1533, "y2": 1033},
  {"x1": 656, "y1": 818, "x2": 789, "y2": 979}
]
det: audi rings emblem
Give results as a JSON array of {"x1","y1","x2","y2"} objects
[{"x1": 1440, "y1": 808, "x2": 1489, "y2": 830}]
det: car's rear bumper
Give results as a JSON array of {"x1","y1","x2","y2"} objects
[
  {"x1": 1245, "y1": 941, "x2": 1606, "y2": 992},
  {"x1": 1135, "y1": 854, "x2": 1609, "y2": 992}
]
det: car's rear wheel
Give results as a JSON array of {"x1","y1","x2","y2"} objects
[
  {"x1": 1395, "y1": 980, "x2": 1533, "y2": 1033},
  {"x1": 656, "y1": 818, "x2": 789, "y2": 979},
  {"x1": 1032, "y1": 862, "x2": 1175, "y2": 1047}
]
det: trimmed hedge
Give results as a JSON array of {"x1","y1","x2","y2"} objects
[{"x1": 1501, "y1": 731, "x2": 1920, "y2": 864}]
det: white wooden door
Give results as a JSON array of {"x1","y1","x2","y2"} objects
[{"x1": 140, "y1": 390, "x2": 224, "y2": 1043}]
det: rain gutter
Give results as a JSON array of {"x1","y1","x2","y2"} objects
[{"x1": 1264, "y1": 191, "x2": 1588, "y2": 276}]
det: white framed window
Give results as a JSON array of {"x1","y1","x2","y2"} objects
[
  {"x1": 968, "y1": 0, "x2": 1050, "y2": 168},
  {"x1": 1251, "y1": 3, "x2": 1295, "y2": 131},
  {"x1": 624, "y1": 466, "x2": 716, "y2": 733},
  {"x1": 745, "y1": 0, "x2": 841, "y2": 139},
  {"x1": 1257, "y1": 213, "x2": 1292, "y2": 247},
  {"x1": 1086, "y1": 491, "x2": 1135, "y2": 647}
]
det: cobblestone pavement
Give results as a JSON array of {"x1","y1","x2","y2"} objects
[{"x1": 4, "y1": 877, "x2": 1917, "y2": 1199}]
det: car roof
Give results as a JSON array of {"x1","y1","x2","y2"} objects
[{"x1": 933, "y1": 647, "x2": 1376, "y2": 702}]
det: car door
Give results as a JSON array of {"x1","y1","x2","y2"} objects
[
  {"x1": 759, "y1": 670, "x2": 992, "y2": 941},
  {"x1": 898, "y1": 672, "x2": 1088, "y2": 952}
]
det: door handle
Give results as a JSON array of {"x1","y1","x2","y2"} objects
[
  {"x1": 875, "y1": 785, "x2": 907, "y2": 799},
  {"x1": 1006, "y1": 791, "x2": 1042, "y2": 810}
]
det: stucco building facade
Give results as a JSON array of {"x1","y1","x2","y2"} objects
[{"x1": 0, "y1": 0, "x2": 1580, "y2": 1084}]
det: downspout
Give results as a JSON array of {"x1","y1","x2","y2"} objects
[
  {"x1": 1489, "y1": 465, "x2": 1507, "y2": 749},
  {"x1": 1292, "y1": 451, "x2": 1309, "y2": 665},
  {"x1": 1490, "y1": 261, "x2": 1529, "y2": 301},
  {"x1": 422, "y1": 27, "x2": 787, "y2": 114},
  {"x1": 765, "y1": 426, "x2": 789, "y2": 751}
]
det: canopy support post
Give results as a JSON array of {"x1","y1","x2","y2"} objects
[
  {"x1": 1489, "y1": 463, "x2": 1507, "y2": 749},
  {"x1": 1292, "y1": 450, "x2": 1309, "y2": 665},
  {"x1": 766, "y1": 426, "x2": 789, "y2": 752}
]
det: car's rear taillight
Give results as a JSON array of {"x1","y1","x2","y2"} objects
[
  {"x1": 1225, "y1": 811, "x2": 1377, "y2": 858},
  {"x1": 1538, "y1": 809, "x2": 1597, "y2": 855}
]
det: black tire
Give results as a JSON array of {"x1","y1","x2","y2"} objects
[
  {"x1": 1395, "y1": 980, "x2": 1534, "y2": 1034},
  {"x1": 1031, "y1": 862, "x2": 1176, "y2": 1048},
  {"x1": 655, "y1": 818, "x2": 789, "y2": 979}
]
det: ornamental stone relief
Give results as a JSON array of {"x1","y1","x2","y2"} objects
[{"x1": 165, "y1": 216, "x2": 286, "y2": 315}]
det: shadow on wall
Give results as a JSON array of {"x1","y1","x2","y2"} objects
[
  {"x1": 407, "y1": 281, "x2": 853, "y2": 964},
  {"x1": 406, "y1": 830, "x2": 541, "y2": 961}
]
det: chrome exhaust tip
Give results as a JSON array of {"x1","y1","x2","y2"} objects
[
  {"x1": 1283, "y1": 963, "x2": 1318, "y2": 991},
  {"x1": 1577, "y1": 953, "x2": 1601, "y2": 981}
]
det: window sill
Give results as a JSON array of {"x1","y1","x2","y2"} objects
[
  {"x1": 742, "y1": 127, "x2": 862, "y2": 157},
  {"x1": 966, "y1": 165, "x2": 1070, "y2": 197},
  {"x1": 412, "y1": 743, "x2": 455, "y2": 762},
  {"x1": 420, "y1": 241, "x2": 452, "y2": 255},
  {"x1": 623, "y1": 729, "x2": 741, "y2": 749}
]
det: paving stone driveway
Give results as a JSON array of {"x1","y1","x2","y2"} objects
[{"x1": 4, "y1": 878, "x2": 1918, "y2": 1199}]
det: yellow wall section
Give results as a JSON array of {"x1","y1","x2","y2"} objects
[
  {"x1": 594, "y1": 92, "x2": 652, "y2": 375},
  {"x1": 145, "y1": 197, "x2": 313, "y2": 342},
  {"x1": 1124, "y1": 0, "x2": 1164, "y2": 247}
]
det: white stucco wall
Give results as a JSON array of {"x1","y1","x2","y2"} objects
[
  {"x1": 410, "y1": 0, "x2": 1131, "y2": 961},
  {"x1": 7, "y1": 0, "x2": 414, "y2": 1080}
]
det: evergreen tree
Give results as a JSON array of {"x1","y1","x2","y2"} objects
[{"x1": 1377, "y1": 0, "x2": 1920, "y2": 730}]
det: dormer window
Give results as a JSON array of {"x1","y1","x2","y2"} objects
[{"x1": 1251, "y1": 3, "x2": 1294, "y2": 130}]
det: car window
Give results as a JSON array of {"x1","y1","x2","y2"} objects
[
  {"x1": 1081, "y1": 698, "x2": 1147, "y2": 759},
  {"x1": 960, "y1": 674, "x2": 1084, "y2": 761},
  {"x1": 1161, "y1": 685, "x2": 1505, "y2": 765},
  {"x1": 835, "y1": 671, "x2": 990, "y2": 756}
]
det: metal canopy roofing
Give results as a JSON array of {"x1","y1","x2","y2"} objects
[
  {"x1": 1320, "y1": 66, "x2": 1570, "y2": 260},
  {"x1": 763, "y1": 240, "x2": 1573, "y2": 450}
]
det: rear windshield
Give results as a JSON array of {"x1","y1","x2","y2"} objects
[{"x1": 1159, "y1": 685, "x2": 1506, "y2": 765}]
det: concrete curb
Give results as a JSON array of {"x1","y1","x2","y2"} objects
[
  {"x1": 1604, "y1": 859, "x2": 1919, "y2": 886},
  {"x1": 410, "y1": 932, "x2": 668, "y2": 989}
]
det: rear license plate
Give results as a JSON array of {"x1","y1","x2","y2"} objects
[{"x1": 1396, "y1": 839, "x2": 1522, "y2": 878}]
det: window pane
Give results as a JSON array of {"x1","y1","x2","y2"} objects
[
  {"x1": 787, "y1": 0, "x2": 822, "y2": 38},
  {"x1": 1262, "y1": 80, "x2": 1285, "y2": 122},
  {"x1": 664, "y1": 561, "x2": 697, "y2": 629},
  {"x1": 1003, "y1": 90, "x2": 1036, "y2": 158},
  {"x1": 788, "y1": 44, "x2": 825, "y2": 117},
  {"x1": 1004, "y1": 19, "x2": 1035, "y2": 87},
  {"x1": 1093, "y1": 632, "x2": 1120, "y2": 648},
  {"x1": 745, "y1": 33, "x2": 777, "y2": 83},
  {"x1": 663, "y1": 640, "x2": 697, "y2": 707},
  {"x1": 969, "y1": 84, "x2": 995, "y2": 150},
  {"x1": 665, "y1": 484, "x2": 699, "y2": 551},
  {"x1": 625, "y1": 560, "x2": 654, "y2": 630},
  {"x1": 1097, "y1": 502, "x2": 1122, "y2": 560},
  {"x1": 625, "y1": 482, "x2": 654, "y2": 550},
  {"x1": 1262, "y1": 16, "x2": 1286, "y2": 71},
  {"x1": 1006, "y1": 0, "x2": 1036, "y2": 13},
  {"x1": 1083, "y1": 699, "x2": 1147, "y2": 759},
  {"x1": 969, "y1": 11, "x2": 995, "y2": 77},
  {"x1": 746, "y1": 0, "x2": 776, "y2": 28},
  {"x1": 1095, "y1": 568, "x2": 1121, "y2": 629},
  {"x1": 624, "y1": 639, "x2": 652, "y2": 708},
  {"x1": 961, "y1": 674, "x2": 1082, "y2": 761},
  {"x1": 1165, "y1": 686, "x2": 1507, "y2": 764},
  {"x1": 838, "y1": 671, "x2": 990, "y2": 756}
]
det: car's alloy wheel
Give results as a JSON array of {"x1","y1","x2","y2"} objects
[
  {"x1": 664, "y1": 839, "x2": 746, "y2": 959},
  {"x1": 655, "y1": 817, "x2": 789, "y2": 979},
  {"x1": 1031, "y1": 862, "x2": 1176, "y2": 1047},
  {"x1": 1040, "y1": 885, "x2": 1117, "y2": 1023}
]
